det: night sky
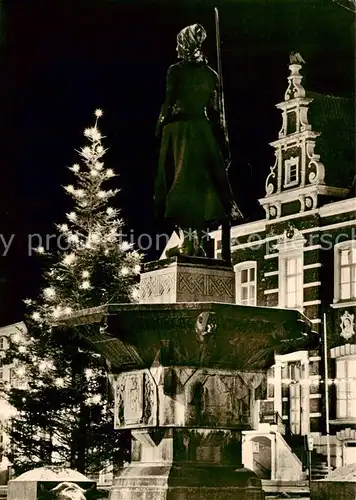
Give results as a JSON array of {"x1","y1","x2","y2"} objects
[{"x1": 0, "y1": 0, "x2": 354, "y2": 325}]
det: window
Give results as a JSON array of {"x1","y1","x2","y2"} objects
[
  {"x1": 287, "y1": 111, "x2": 297, "y2": 135},
  {"x1": 275, "y1": 226, "x2": 305, "y2": 310},
  {"x1": 286, "y1": 256, "x2": 303, "y2": 308},
  {"x1": 336, "y1": 356, "x2": 356, "y2": 419},
  {"x1": 334, "y1": 241, "x2": 356, "y2": 303},
  {"x1": 252, "y1": 442, "x2": 260, "y2": 453},
  {"x1": 281, "y1": 363, "x2": 289, "y2": 380},
  {"x1": 234, "y1": 261, "x2": 257, "y2": 306},
  {"x1": 0, "y1": 338, "x2": 4, "y2": 350},
  {"x1": 279, "y1": 255, "x2": 303, "y2": 308},
  {"x1": 267, "y1": 384, "x2": 275, "y2": 399},
  {"x1": 287, "y1": 164, "x2": 297, "y2": 183},
  {"x1": 284, "y1": 157, "x2": 299, "y2": 188},
  {"x1": 289, "y1": 362, "x2": 301, "y2": 382},
  {"x1": 290, "y1": 382, "x2": 301, "y2": 434},
  {"x1": 9, "y1": 368, "x2": 17, "y2": 383}
]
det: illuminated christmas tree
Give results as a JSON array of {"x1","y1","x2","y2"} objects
[{"x1": 4, "y1": 109, "x2": 141, "y2": 475}]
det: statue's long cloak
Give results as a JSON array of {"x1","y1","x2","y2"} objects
[{"x1": 155, "y1": 60, "x2": 234, "y2": 229}]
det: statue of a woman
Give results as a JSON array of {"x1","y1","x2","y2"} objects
[{"x1": 154, "y1": 23, "x2": 242, "y2": 257}]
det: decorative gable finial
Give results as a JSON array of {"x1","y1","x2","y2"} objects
[
  {"x1": 285, "y1": 53, "x2": 306, "y2": 101},
  {"x1": 289, "y1": 52, "x2": 306, "y2": 65},
  {"x1": 274, "y1": 223, "x2": 306, "y2": 252},
  {"x1": 277, "y1": 223, "x2": 304, "y2": 244},
  {"x1": 285, "y1": 222, "x2": 296, "y2": 239}
]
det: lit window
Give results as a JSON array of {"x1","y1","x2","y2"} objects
[
  {"x1": 334, "y1": 241, "x2": 356, "y2": 303},
  {"x1": 289, "y1": 362, "x2": 301, "y2": 381},
  {"x1": 279, "y1": 255, "x2": 303, "y2": 308},
  {"x1": 234, "y1": 261, "x2": 257, "y2": 306},
  {"x1": 275, "y1": 226, "x2": 305, "y2": 310},
  {"x1": 267, "y1": 384, "x2": 275, "y2": 399},
  {"x1": 252, "y1": 442, "x2": 260, "y2": 453},
  {"x1": 9, "y1": 368, "x2": 17, "y2": 382},
  {"x1": 286, "y1": 256, "x2": 303, "y2": 307},
  {"x1": 284, "y1": 157, "x2": 299, "y2": 188},
  {"x1": 281, "y1": 363, "x2": 289, "y2": 380},
  {"x1": 336, "y1": 356, "x2": 356, "y2": 419},
  {"x1": 290, "y1": 382, "x2": 301, "y2": 434}
]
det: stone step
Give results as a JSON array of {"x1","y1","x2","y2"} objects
[
  {"x1": 261, "y1": 480, "x2": 309, "y2": 494},
  {"x1": 265, "y1": 497, "x2": 310, "y2": 500}
]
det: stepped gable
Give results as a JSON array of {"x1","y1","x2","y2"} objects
[{"x1": 259, "y1": 56, "x2": 353, "y2": 220}]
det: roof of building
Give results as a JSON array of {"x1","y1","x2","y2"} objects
[
  {"x1": 0, "y1": 397, "x2": 17, "y2": 420},
  {"x1": 307, "y1": 91, "x2": 355, "y2": 190},
  {"x1": 323, "y1": 463, "x2": 356, "y2": 482},
  {"x1": 0, "y1": 322, "x2": 27, "y2": 337},
  {"x1": 11, "y1": 466, "x2": 89, "y2": 482}
]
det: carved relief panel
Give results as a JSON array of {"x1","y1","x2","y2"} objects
[
  {"x1": 184, "y1": 371, "x2": 254, "y2": 428},
  {"x1": 114, "y1": 369, "x2": 157, "y2": 429}
]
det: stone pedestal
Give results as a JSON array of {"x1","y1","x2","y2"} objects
[
  {"x1": 115, "y1": 430, "x2": 262, "y2": 499},
  {"x1": 139, "y1": 256, "x2": 235, "y2": 304}
]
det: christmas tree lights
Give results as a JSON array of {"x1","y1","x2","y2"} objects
[{"x1": 5, "y1": 109, "x2": 141, "y2": 474}]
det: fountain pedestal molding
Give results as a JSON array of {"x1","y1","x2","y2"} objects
[
  {"x1": 139, "y1": 255, "x2": 236, "y2": 305},
  {"x1": 59, "y1": 257, "x2": 315, "y2": 500}
]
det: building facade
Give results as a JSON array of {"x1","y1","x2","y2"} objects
[
  {"x1": 162, "y1": 58, "x2": 355, "y2": 479},
  {"x1": 220, "y1": 60, "x2": 355, "y2": 477}
]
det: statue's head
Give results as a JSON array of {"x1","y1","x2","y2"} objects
[
  {"x1": 195, "y1": 311, "x2": 217, "y2": 343},
  {"x1": 176, "y1": 24, "x2": 207, "y2": 62}
]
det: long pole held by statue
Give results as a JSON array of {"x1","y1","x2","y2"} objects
[
  {"x1": 214, "y1": 7, "x2": 230, "y2": 161},
  {"x1": 215, "y1": 7, "x2": 231, "y2": 262}
]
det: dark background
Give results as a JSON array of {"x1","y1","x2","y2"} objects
[{"x1": 0, "y1": 0, "x2": 354, "y2": 325}]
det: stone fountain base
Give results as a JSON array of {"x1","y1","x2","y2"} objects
[
  {"x1": 111, "y1": 466, "x2": 263, "y2": 500},
  {"x1": 57, "y1": 258, "x2": 314, "y2": 500},
  {"x1": 110, "y1": 429, "x2": 264, "y2": 500}
]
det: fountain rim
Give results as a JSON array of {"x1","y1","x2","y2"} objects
[{"x1": 52, "y1": 302, "x2": 313, "y2": 330}]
